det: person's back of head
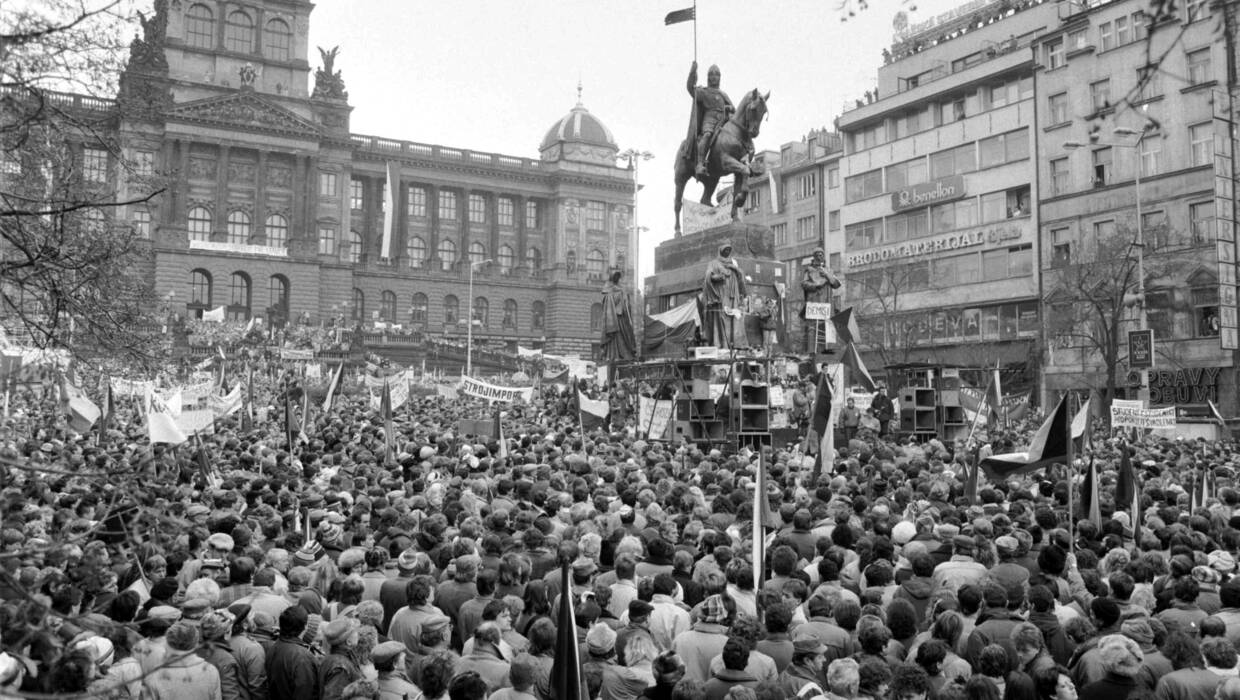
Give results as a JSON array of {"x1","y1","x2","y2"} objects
[
  {"x1": 958, "y1": 584, "x2": 983, "y2": 616},
  {"x1": 722, "y1": 636, "x2": 750, "y2": 671}
]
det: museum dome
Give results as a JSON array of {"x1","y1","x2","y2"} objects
[{"x1": 539, "y1": 84, "x2": 618, "y2": 164}]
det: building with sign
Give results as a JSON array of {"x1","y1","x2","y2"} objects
[
  {"x1": 1032, "y1": 0, "x2": 1239, "y2": 413},
  {"x1": 834, "y1": 0, "x2": 1057, "y2": 376},
  {"x1": 25, "y1": 0, "x2": 634, "y2": 360}
]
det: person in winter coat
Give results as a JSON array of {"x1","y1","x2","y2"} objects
[
  {"x1": 1027, "y1": 586, "x2": 1075, "y2": 667},
  {"x1": 197, "y1": 611, "x2": 246, "y2": 700},
  {"x1": 143, "y1": 623, "x2": 223, "y2": 700},
  {"x1": 893, "y1": 554, "x2": 936, "y2": 629},
  {"x1": 1078, "y1": 635, "x2": 1144, "y2": 700},
  {"x1": 267, "y1": 606, "x2": 319, "y2": 700},
  {"x1": 319, "y1": 617, "x2": 364, "y2": 700}
]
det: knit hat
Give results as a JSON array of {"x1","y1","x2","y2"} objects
[
  {"x1": 1210, "y1": 550, "x2": 1237, "y2": 574},
  {"x1": 293, "y1": 542, "x2": 323, "y2": 565},
  {"x1": 585, "y1": 623, "x2": 617, "y2": 655},
  {"x1": 166, "y1": 623, "x2": 200, "y2": 652},
  {"x1": 1098, "y1": 634, "x2": 1144, "y2": 677},
  {"x1": 700, "y1": 594, "x2": 728, "y2": 625},
  {"x1": 396, "y1": 549, "x2": 420, "y2": 572},
  {"x1": 199, "y1": 611, "x2": 234, "y2": 640}
]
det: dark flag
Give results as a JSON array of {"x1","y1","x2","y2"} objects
[
  {"x1": 1080, "y1": 455, "x2": 1101, "y2": 527},
  {"x1": 965, "y1": 444, "x2": 981, "y2": 506},
  {"x1": 806, "y1": 370, "x2": 833, "y2": 454},
  {"x1": 283, "y1": 385, "x2": 294, "y2": 452},
  {"x1": 101, "y1": 383, "x2": 115, "y2": 436},
  {"x1": 381, "y1": 378, "x2": 394, "y2": 465},
  {"x1": 840, "y1": 342, "x2": 876, "y2": 392},
  {"x1": 979, "y1": 394, "x2": 1071, "y2": 479},
  {"x1": 1116, "y1": 439, "x2": 1140, "y2": 542},
  {"x1": 550, "y1": 562, "x2": 587, "y2": 700},
  {"x1": 664, "y1": 6, "x2": 695, "y2": 24},
  {"x1": 241, "y1": 364, "x2": 255, "y2": 432},
  {"x1": 830, "y1": 306, "x2": 862, "y2": 345}
]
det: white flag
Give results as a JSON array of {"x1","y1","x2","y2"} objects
[{"x1": 202, "y1": 306, "x2": 225, "y2": 322}]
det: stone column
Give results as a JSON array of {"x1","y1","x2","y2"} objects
[
  {"x1": 488, "y1": 192, "x2": 500, "y2": 267},
  {"x1": 292, "y1": 155, "x2": 309, "y2": 249},
  {"x1": 255, "y1": 151, "x2": 268, "y2": 244},
  {"x1": 427, "y1": 184, "x2": 440, "y2": 269},
  {"x1": 514, "y1": 194, "x2": 527, "y2": 274},
  {"x1": 172, "y1": 139, "x2": 190, "y2": 226},
  {"x1": 213, "y1": 144, "x2": 230, "y2": 241}
]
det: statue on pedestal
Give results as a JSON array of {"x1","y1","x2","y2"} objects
[
  {"x1": 600, "y1": 270, "x2": 637, "y2": 362},
  {"x1": 801, "y1": 248, "x2": 842, "y2": 352},
  {"x1": 701, "y1": 242, "x2": 748, "y2": 350}
]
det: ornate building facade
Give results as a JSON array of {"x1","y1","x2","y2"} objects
[{"x1": 111, "y1": 0, "x2": 634, "y2": 357}]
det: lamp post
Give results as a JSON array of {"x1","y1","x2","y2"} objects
[
  {"x1": 466, "y1": 258, "x2": 492, "y2": 376},
  {"x1": 619, "y1": 149, "x2": 653, "y2": 285},
  {"x1": 1064, "y1": 122, "x2": 1157, "y2": 402}
]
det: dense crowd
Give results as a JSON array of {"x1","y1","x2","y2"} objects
[{"x1": 2, "y1": 360, "x2": 1240, "y2": 700}]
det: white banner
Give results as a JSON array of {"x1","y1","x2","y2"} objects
[
  {"x1": 1111, "y1": 400, "x2": 1176, "y2": 429},
  {"x1": 638, "y1": 396, "x2": 675, "y2": 441},
  {"x1": 305, "y1": 364, "x2": 322, "y2": 380},
  {"x1": 281, "y1": 348, "x2": 314, "y2": 361},
  {"x1": 189, "y1": 240, "x2": 288, "y2": 257},
  {"x1": 180, "y1": 380, "x2": 216, "y2": 404},
  {"x1": 462, "y1": 376, "x2": 533, "y2": 403},
  {"x1": 111, "y1": 377, "x2": 155, "y2": 398}
]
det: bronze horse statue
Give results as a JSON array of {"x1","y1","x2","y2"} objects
[{"x1": 673, "y1": 88, "x2": 769, "y2": 235}]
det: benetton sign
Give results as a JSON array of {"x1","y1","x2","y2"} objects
[{"x1": 891, "y1": 175, "x2": 966, "y2": 211}]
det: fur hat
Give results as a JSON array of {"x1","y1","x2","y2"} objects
[{"x1": 1098, "y1": 634, "x2": 1144, "y2": 677}]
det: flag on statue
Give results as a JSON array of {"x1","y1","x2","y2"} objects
[{"x1": 664, "y1": 6, "x2": 695, "y2": 24}]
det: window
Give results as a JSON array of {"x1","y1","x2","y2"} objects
[
  {"x1": 931, "y1": 199, "x2": 978, "y2": 232},
  {"x1": 493, "y1": 244, "x2": 513, "y2": 273},
  {"x1": 1188, "y1": 48, "x2": 1212, "y2": 85},
  {"x1": 1044, "y1": 38, "x2": 1065, "y2": 69},
  {"x1": 525, "y1": 200, "x2": 540, "y2": 228},
  {"x1": 981, "y1": 192, "x2": 1006, "y2": 223},
  {"x1": 1190, "y1": 123, "x2": 1214, "y2": 166},
  {"x1": 1051, "y1": 227, "x2": 1073, "y2": 267},
  {"x1": 1137, "y1": 68, "x2": 1162, "y2": 102},
  {"x1": 885, "y1": 157, "x2": 927, "y2": 192},
  {"x1": 1090, "y1": 79, "x2": 1111, "y2": 112},
  {"x1": 350, "y1": 288, "x2": 364, "y2": 322},
  {"x1": 185, "y1": 4, "x2": 215, "y2": 48},
  {"x1": 1092, "y1": 147, "x2": 1112, "y2": 186},
  {"x1": 188, "y1": 206, "x2": 212, "y2": 242},
  {"x1": 1048, "y1": 92, "x2": 1068, "y2": 125},
  {"x1": 586, "y1": 249, "x2": 606, "y2": 280},
  {"x1": 846, "y1": 219, "x2": 883, "y2": 250},
  {"x1": 498, "y1": 197, "x2": 514, "y2": 227},
  {"x1": 1067, "y1": 28, "x2": 1089, "y2": 52},
  {"x1": 438, "y1": 191, "x2": 457, "y2": 220},
  {"x1": 532, "y1": 301, "x2": 545, "y2": 330},
  {"x1": 586, "y1": 202, "x2": 606, "y2": 231},
  {"x1": 798, "y1": 173, "x2": 818, "y2": 199},
  {"x1": 1139, "y1": 135, "x2": 1163, "y2": 176},
  {"x1": 346, "y1": 230, "x2": 362, "y2": 263},
  {"x1": 886, "y1": 210, "x2": 929, "y2": 242},
  {"x1": 318, "y1": 226, "x2": 336, "y2": 255},
  {"x1": 1049, "y1": 158, "x2": 1070, "y2": 196},
  {"x1": 773, "y1": 223, "x2": 787, "y2": 245},
  {"x1": 83, "y1": 147, "x2": 108, "y2": 183},
  {"x1": 410, "y1": 293, "x2": 428, "y2": 326},
  {"x1": 407, "y1": 186, "x2": 427, "y2": 217},
  {"x1": 932, "y1": 252, "x2": 980, "y2": 284},
  {"x1": 844, "y1": 169, "x2": 883, "y2": 203},
  {"x1": 380, "y1": 291, "x2": 397, "y2": 322},
  {"x1": 319, "y1": 171, "x2": 337, "y2": 196},
  {"x1": 472, "y1": 297, "x2": 489, "y2": 327},
  {"x1": 263, "y1": 18, "x2": 291, "y2": 61},
  {"x1": 1191, "y1": 201, "x2": 1214, "y2": 245},
  {"x1": 1114, "y1": 15, "x2": 1132, "y2": 45},
  {"x1": 1194, "y1": 285, "x2": 1220, "y2": 337},
  {"x1": 264, "y1": 214, "x2": 288, "y2": 248},
  {"x1": 590, "y1": 303, "x2": 604, "y2": 332},
  {"x1": 1144, "y1": 210, "x2": 1173, "y2": 250},
  {"x1": 189, "y1": 269, "x2": 212, "y2": 309},
  {"x1": 438, "y1": 239, "x2": 457, "y2": 270},
  {"x1": 444, "y1": 295, "x2": 459, "y2": 324},
  {"x1": 503, "y1": 299, "x2": 518, "y2": 329},
  {"x1": 269, "y1": 275, "x2": 289, "y2": 313},
  {"x1": 468, "y1": 193, "x2": 486, "y2": 224},
  {"x1": 526, "y1": 246, "x2": 542, "y2": 271},
  {"x1": 1186, "y1": 0, "x2": 1210, "y2": 22},
  {"x1": 349, "y1": 179, "x2": 364, "y2": 210},
  {"x1": 226, "y1": 210, "x2": 251, "y2": 244},
  {"x1": 829, "y1": 210, "x2": 840, "y2": 231},
  {"x1": 224, "y1": 11, "x2": 253, "y2": 53},
  {"x1": 468, "y1": 241, "x2": 486, "y2": 265},
  {"x1": 407, "y1": 236, "x2": 426, "y2": 268},
  {"x1": 134, "y1": 208, "x2": 151, "y2": 238},
  {"x1": 796, "y1": 216, "x2": 817, "y2": 242},
  {"x1": 132, "y1": 150, "x2": 154, "y2": 176},
  {"x1": 1099, "y1": 19, "x2": 1116, "y2": 50},
  {"x1": 1132, "y1": 11, "x2": 1149, "y2": 40},
  {"x1": 929, "y1": 143, "x2": 976, "y2": 179},
  {"x1": 83, "y1": 208, "x2": 106, "y2": 230},
  {"x1": 828, "y1": 166, "x2": 839, "y2": 188},
  {"x1": 228, "y1": 273, "x2": 252, "y2": 320},
  {"x1": 1094, "y1": 219, "x2": 1116, "y2": 245}
]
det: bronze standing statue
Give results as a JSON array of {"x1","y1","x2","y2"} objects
[
  {"x1": 600, "y1": 270, "x2": 637, "y2": 362},
  {"x1": 800, "y1": 248, "x2": 842, "y2": 352},
  {"x1": 674, "y1": 62, "x2": 769, "y2": 234},
  {"x1": 701, "y1": 242, "x2": 748, "y2": 350}
]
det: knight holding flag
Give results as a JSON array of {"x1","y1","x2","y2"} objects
[{"x1": 686, "y1": 61, "x2": 734, "y2": 179}]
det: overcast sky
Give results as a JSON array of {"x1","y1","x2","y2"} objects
[{"x1": 307, "y1": 0, "x2": 963, "y2": 283}]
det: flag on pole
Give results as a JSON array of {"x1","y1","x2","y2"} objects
[
  {"x1": 550, "y1": 563, "x2": 588, "y2": 700},
  {"x1": 664, "y1": 6, "x2": 695, "y2": 24},
  {"x1": 59, "y1": 373, "x2": 100, "y2": 433},
  {"x1": 381, "y1": 378, "x2": 394, "y2": 465},
  {"x1": 979, "y1": 394, "x2": 1071, "y2": 479},
  {"x1": 493, "y1": 406, "x2": 509, "y2": 460},
  {"x1": 1080, "y1": 455, "x2": 1102, "y2": 527},
  {"x1": 830, "y1": 307, "x2": 862, "y2": 346},
  {"x1": 840, "y1": 342, "x2": 876, "y2": 392},
  {"x1": 1071, "y1": 395, "x2": 1092, "y2": 444},
  {"x1": 1209, "y1": 400, "x2": 1228, "y2": 431},
  {"x1": 806, "y1": 370, "x2": 833, "y2": 456},
  {"x1": 1116, "y1": 439, "x2": 1140, "y2": 540},
  {"x1": 753, "y1": 450, "x2": 771, "y2": 591},
  {"x1": 299, "y1": 386, "x2": 310, "y2": 443},
  {"x1": 578, "y1": 390, "x2": 609, "y2": 431},
  {"x1": 989, "y1": 364, "x2": 1004, "y2": 426},
  {"x1": 1200, "y1": 464, "x2": 1211, "y2": 510},
  {"x1": 381, "y1": 161, "x2": 398, "y2": 259},
  {"x1": 965, "y1": 444, "x2": 981, "y2": 506},
  {"x1": 242, "y1": 364, "x2": 255, "y2": 432},
  {"x1": 283, "y1": 386, "x2": 294, "y2": 452},
  {"x1": 322, "y1": 362, "x2": 344, "y2": 412}
]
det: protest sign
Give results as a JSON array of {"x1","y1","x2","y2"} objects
[
  {"x1": 638, "y1": 397, "x2": 675, "y2": 441},
  {"x1": 461, "y1": 376, "x2": 533, "y2": 403},
  {"x1": 1111, "y1": 399, "x2": 1176, "y2": 429}
]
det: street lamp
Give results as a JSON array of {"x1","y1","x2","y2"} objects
[
  {"x1": 466, "y1": 258, "x2": 493, "y2": 376},
  {"x1": 619, "y1": 149, "x2": 653, "y2": 285},
  {"x1": 1064, "y1": 122, "x2": 1157, "y2": 402}
]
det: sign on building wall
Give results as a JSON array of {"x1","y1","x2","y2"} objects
[
  {"x1": 1215, "y1": 88, "x2": 1239, "y2": 350},
  {"x1": 890, "y1": 175, "x2": 967, "y2": 212},
  {"x1": 1128, "y1": 329, "x2": 1154, "y2": 369}
]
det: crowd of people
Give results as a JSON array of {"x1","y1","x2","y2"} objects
[{"x1": 2, "y1": 358, "x2": 1239, "y2": 700}]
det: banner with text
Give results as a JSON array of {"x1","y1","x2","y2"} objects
[
  {"x1": 638, "y1": 397, "x2": 676, "y2": 441},
  {"x1": 461, "y1": 376, "x2": 533, "y2": 403},
  {"x1": 111, "y1": 377, "x2": 155, "y2": 398},
  {"x1": 1110, "y1": 399, "x2": 1176, "y2": 429}
]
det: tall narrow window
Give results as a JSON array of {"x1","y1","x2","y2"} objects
[
  {"x1": 185, "y1": 4, "x2": 215, "y2": 48},
  {"x1": 263, "y1": 18, "x2": 291, "y2": 61},
  {"x1": 264, "y1": 214, "x2": 288, "y2": 248},
  {"x1": 228, "y1": 273, "x2": 252, "y2": 321},
  {"x1": 189, "y1": 269, "x2": 212, "y2": 309},
  {"x1": 586, "y1": 249, "x2": 606, "y2": 280},
  {"x1": 226, "y1": 210, "x2": 251, "y2": 245},
  {"x1": 438, "y1": 239, "x2": 457, "y2": 270},
  {"x1": 318, "y1": 226, "x2": 336, "y2": 255},
  {"x1": 411, "y1": 293, "x2": 428, "y2": 326},
  {"x1": 380, "y1": 291, "x2": 396, "y2": 322},
  {"x1": 498, "y1": 244, "x2": 515, "y2": 275},
  {"x1": 351, "y1": 288, "x2": 364, "y2": 322},
  {"x1": 224, "y1": 11, "x2": 254, "y2": 53},
  {"x1": 444, "y1": 295, "x2": 459, "y2": 324},
  {"x1": 346, "y1": 230, "x2": 363, "y2": 263},
  {"x1": 526, "y1": 247, "x2": 542, "y2": 271},
  {"x1": 1190, "y1": 123, "x2": 1214, "y2": 166},
  {"x1": 188, "y1": 206, "x2": 212, "y2": 242},
  {"x1": 469, "y1": 241, "x2": 486, "y2": 265},
  {"x1": 407, "y1": 236, "x2": 426, "y2": 268}
]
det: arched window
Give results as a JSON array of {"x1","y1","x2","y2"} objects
[
  {"x1": 346, "y1": 230, "x2": 362, "y2": 263},
  {"x1": 226, "y1": 210, "x2": 251, "y2": 245},
  {"x1": 590, "y1": 303, "x2": 603, "y2": 331},
  {"x1": 188, "y1": 206, "x2": 212, "y2": 242},
  {"x1": 473, "y1": 297, "x2": 489, "y2": 327},
  {"x1": 468, "y1": 241, "x2": 487, "y2": 265},
  {"x1": 527, "y1": 246, "x2": 542, "y2": 271},
  {"x1": 497, "y1": 244, "x2": 515, "y2": 275},
  {"x1": 264, "y1": 214, "x2": 288, "y2": 248},
  {"x1": 407, "y1": 236, "x2": 426, "y2": 268},
  {"x1": 268, "y1": 275, "x2": 289, "y2": 324},
  {"x1": 350, "y1": 288, "x2": 364, "y2": 321},
  {"x1": 444, "y1": 294, "x2": 459, "y2": 324},
  {"x1": 263, "y1": 18, "x2": 292, "y2": 61},
  {"x1": 228, "y1": 272, "x2": 251, "y2": 321},
  {"x1": 532, "y1": 301, "x2": 545, "y2": 330},
  {"x1": 189, "y1": 269, "x2": 212, "y2": 315},
  {"x1": 438, "y1": 239, "x2": 457, "y2": 271},
  {"x1": 502, "y1": 299, "x2": 518, "y2": 329},
  {"x1": 566, "y1": 249, "x2": 577, "y2": 274},
  {"x1": 380, "y1": 291, "x2": 397, "y2": 322},
  {"x1": 184, "y1": 4, "x2": 215, "y2": 48},
  {"x1": 224, "y1": 10, "x2": 254, "y2": 52},
  {"x1": 586, "y1": 249, "x2": 606, "y2": 280},
  {"x1": 411, "y1": 293, "x2": 428, "y2": 327}
]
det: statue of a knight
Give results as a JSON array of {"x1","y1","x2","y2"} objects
[{"x1": 686, "y1": 61, "x2": 734, "y2": 179}]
